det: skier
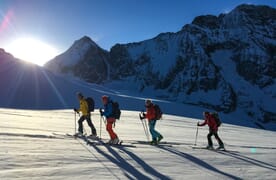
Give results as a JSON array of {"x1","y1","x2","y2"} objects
[
  {"x1": 141, "y1": 99, "x2": 163, "y2": 145},
  {"x1": 99, "y1": 95, "x2": 120, "y2": 144},
  {"x1": 197, "y1": 111, "x2": 224, "y2": 149},
  {"x1": 74, "y1": 92, "x2": 97, "y2": 137}
]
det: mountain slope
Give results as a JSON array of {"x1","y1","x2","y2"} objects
[
  {"x1": 45, "y1": 4, "x2": 276, "y2": 128},
  {"x1": 1, "y1": 108, "x2": 276, "y2": 179}
]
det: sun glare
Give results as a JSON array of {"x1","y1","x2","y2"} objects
[{"x1": 5, "y1": 37, "x2": 59, "y2": 66}]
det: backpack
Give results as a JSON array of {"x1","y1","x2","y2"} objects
[
  {"x1": 86, "y1": 97, "x2": 95, "y2": 112},
  {"x1": 210, "y1": 112, "x2": 221, "y2": 127},
  {"x1": 153, "y1": 104, "x2": 163, "y2": 120},
  {"x1": 111, "y1": 101, "x2": 121, "y2": 120}
]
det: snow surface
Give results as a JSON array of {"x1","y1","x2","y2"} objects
[{"x1": 0, "y1": 108, "x2": 276, "y2": 180}]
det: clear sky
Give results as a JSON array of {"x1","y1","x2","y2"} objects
[{"x1": 0, "y1": 0, "x2": 275, "y2": 65}]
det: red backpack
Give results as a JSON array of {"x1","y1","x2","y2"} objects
[
  {"x1": 153, "y1": 104, "x2": 163, "y2": 120},
  {"x1": 210, "y1": 112, "x2": 221, "y2": 127}
]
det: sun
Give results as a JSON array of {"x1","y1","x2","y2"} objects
[{"x1": 5, "y1": 37, "x2": 59, "y2": 66}]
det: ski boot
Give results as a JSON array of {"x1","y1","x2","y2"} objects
[
  {"x1": 206, "y1": 145, "x2": 214, "y2": 150},
  {"x1": 112, "y1": 138, "x2": 120, "y2": 144},
  {"x1": 74, "y1": 132, "x2": 84, "y2": 137},
  {"x1": 157, "y1": 135, "x2": 163, "y2": 143},
  {"x1": 150, "y1": 139, "x2": 158, "y2": 145},
  {"x1": 87, "y1": 134, "x2": 98, "y2": 140},
  {"x1": 216, "y1": 145, "x2": 225, "y2": 150}
]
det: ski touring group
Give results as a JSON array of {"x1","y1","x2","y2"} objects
[{"x1": 73, "y1": 92, "x2": 224, "y2": 149}]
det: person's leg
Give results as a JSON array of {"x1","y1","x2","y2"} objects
[
  {"x1": 214, "y1": 132, "x2": 224, "y2": 147},
  {"x1": 86, "y1": 114, "x2": 97, "y2": 135},
  {"x1": 78, "y1": 115, "x2": 86, "y2": 134},
  {"x1": 106, "y1": 119, "x2": 117, "y2": 140},
  {"x1": 207, "y1": 131, "x2": 214, "y2": 148},
  {"x1": 149, "y1": 120, "x2": 161, "y2": 142}
]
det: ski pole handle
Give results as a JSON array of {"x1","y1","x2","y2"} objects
[{"x1": 139, "y1": 113, "x2": 143, "y2": 120}]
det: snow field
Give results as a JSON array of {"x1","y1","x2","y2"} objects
[{"x1": 0, "y1": 108, "x2": 276, "y2": 179}]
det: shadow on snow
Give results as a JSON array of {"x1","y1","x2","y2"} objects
[
  {"x1": 217, "y1": 151, "x2": 276, "y2": 171},
  {"x1": 158, "y1": 146, "x2": 243, "y2": 180},
  {"x1": 91, "y1": 144, "x2": 171, "y2": 180}
]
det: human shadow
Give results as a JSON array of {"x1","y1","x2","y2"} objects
[
  {"x1": 91, "y1": 144, "x2": 171, "y2": 180},
  {"x1": 217, "y1": 151, "x2": 276, "y2": 171},
  {"x1": 112, "y1": 145, "x2": 171, "y2": 180},
  {"x1": 158, "y1": 146, "x2": 242, "y2": 180}
]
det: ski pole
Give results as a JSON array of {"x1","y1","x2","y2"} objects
[
  {"x1": 74, "y1": 111, "x2": 77, "y2": 135},
  {"x1": 100, "y1": 116, "x2": 102, "y2": 139},
  {"x1": 141, "y1": 112, "x2": 150, "y2": 141},
  {"x1": 139, "y1": 113, "x2": 150, "y2": 141},
  {"x1": 100, "y1": 116, "x2": 106, "y2": 139},
  {"x1": 194, "y1": 125, "x2": 199, "y2": 146},
  {"x1": 144, "y1": 119, "x2": 150, "y2": 141}
]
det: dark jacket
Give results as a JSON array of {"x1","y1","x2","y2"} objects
[{"x1": 198, "y1": 113, "x2": 218, "y2": 131}]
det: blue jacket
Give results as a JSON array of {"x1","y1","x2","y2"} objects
[{"x1": 103, "y1": 98, "x2": 113, "y2": 118}]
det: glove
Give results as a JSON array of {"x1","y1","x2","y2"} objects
[
  {"x1": 142, "y1": 112, "x2": 146, "y2": 117},
  {"x1": 99, "y1": 108, "x2": 104, "y2": 116},
  {"x1": 73, "y1": 108, "x2": 77, "y2": 112},
  {"x1": 139, "y1": 113, "x2": 145, "y2": 120},
  {"x1": 197, "y1": 122, "x2": 200, "y2": 126}
]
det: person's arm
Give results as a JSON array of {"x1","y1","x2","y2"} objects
[{"x1": 198, "y1": 118, "x2": 207, "y2": 126}]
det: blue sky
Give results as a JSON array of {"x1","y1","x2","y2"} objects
[{"x1": 0, "y1": 0, "x2": 275, "y2": 55}]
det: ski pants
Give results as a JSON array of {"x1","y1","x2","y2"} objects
[
  {"x1": 78, "y1": 114, "x2": 97, "y2": 135},
  {"x1": 207, "y1": 129, "x2": 224, "y2": 147},
  {"x1": 148, "y1": 120, "x2": 161, "y2": 141},
  {"x1": 106, "y1": 117, "x2": 118, "y2": 140}
]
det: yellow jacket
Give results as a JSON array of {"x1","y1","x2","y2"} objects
[{"x1": 77, "y1": 98, "x2": 89, "y2": 116}]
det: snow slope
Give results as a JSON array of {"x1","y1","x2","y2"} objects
[{"x1": 0, "y1": 108, "x2": 276, "y2": 179}]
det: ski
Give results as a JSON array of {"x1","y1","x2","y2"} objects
[
  {"x1": 67, "y1": 133, "x2": 136, "y2": 148},
  {"x1": 88, "y1": 139, "x2": 136, "y2": 148},
  {"x1": 191, "y1": 146, "x2": 239, "y2": 153},
  {"x1": 130, "y1": 140, "x2": 178, "y2": 146},
  {"x1": 52, "y1": 132, "x2": 78, "y2": 139},
  {"x1": 129, "y1": 140, "x2": 173, "y2": 147},
  {"x1": 192, "y1": 146, "x2": 226, "y2": 151}
]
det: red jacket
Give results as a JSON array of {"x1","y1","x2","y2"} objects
[
  {"x1": 145, "y1": 104, "x2": 156, "y2": 121},
  {"x1": 198, "y1": 114, "x2": 218, "y2": 131}
]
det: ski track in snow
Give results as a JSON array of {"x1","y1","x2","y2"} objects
[{"x1": 0, "y1": 109, "x2": 276, "y2": 179}]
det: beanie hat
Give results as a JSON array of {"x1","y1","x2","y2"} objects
[
  {"x1": 145, "y1": 99, "x2": 152, "y2": 105},
  {"x1": 102, "y1": 95, "x2": 108, "y2": 101}
]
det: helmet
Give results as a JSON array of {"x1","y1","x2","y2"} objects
[
  {"x1": 77, "y1": 92, "x2": 83, "y2": 98},
  {"x1": 145, "y1": 99, "x2": 152, "y2": 106}
]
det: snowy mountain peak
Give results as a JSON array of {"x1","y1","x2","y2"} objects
[
  {"x1": 235, "y1": 3, "x2": 275, "y2": 16},
  {"x1": 70, "y1": 35, "x2": 99, "y2": 51},
  {"x1": 45, "y1": 36, "x2": 109, "y2": 82},
  {"x1": 192, "y1": 15, "x2": 220, "y2": 29}
]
